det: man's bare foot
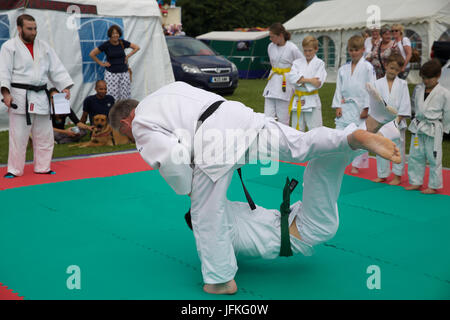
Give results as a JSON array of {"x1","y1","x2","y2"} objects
[
  {"x1": 405, "y1": 185, "x2": 421, "y2": 191},
  {"x1": 348, "y1": 130, "x2": 401, "y2": 164},
  {"x1": 389, "y1": 175, "x2": 402, "y2": 185},
  {"x1": 203, "y1": 280, "x2": 237, "y2": 295},
  {"x1": 421, "y1": 188, "x2": 436, "y2": 194},
  {"x1": 372, "y1": 177, "x2": 386, "y2": 183},
  {"x1": 350, "y1": 167, "x2": 359, "y2": 174}
]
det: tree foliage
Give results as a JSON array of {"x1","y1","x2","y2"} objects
[{"x1": 173, "y1": 0, "x2": 307, "y2": 37}]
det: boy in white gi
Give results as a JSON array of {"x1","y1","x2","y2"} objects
[
  {"x1": 263, "y1": 23, "x2": 304, "y2": 126},
  {"x1": 110, "y1": 81, "x2": 400, "y2": 295},
  {"x1": 0, "y1": 14, "x2": 73, "y2": 178},
  {"x1": 332, "y1": 35, "x2": 376, "y2": 174},
  {"x1": 371, "y1": 53, "x2": 411, "y2": 185},
  {"x1": 286, "y1": 36, "x2": 327, "y2": 131},
  {"x1": 405, "y1": 59, "x2": 450, "y2": 194}
]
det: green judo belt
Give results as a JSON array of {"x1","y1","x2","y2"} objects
[{"x1": 279, "y1": 177, "x2": 299, "y2": 257}]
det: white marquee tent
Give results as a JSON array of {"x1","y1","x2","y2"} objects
[
  {"x1": 284, "y1": 0, "x2": 450, "y2": 83},
  {"x1": 0, "y1": 0, "x2": 174, "y2": 131}
]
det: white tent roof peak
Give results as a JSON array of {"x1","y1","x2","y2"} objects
[
  {"x1": 52, "y1": 0, "x2": 162, "y2": 17},
  {"x1": 284, "y1": 0, "x2": 450, "y2": 32},
  {"x1": 197, "y1": 31, "x2": 269, "y2": 41}
]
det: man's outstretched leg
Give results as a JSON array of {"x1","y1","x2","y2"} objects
[{"x1": 296, "y1": 123, "x2": 400, "y2": 246}]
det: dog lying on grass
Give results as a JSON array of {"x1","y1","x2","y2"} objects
[{"x1": 70, "y1": 114, "x2": 131, "y2": 148}]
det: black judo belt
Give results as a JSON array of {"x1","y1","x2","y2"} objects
[
  {"x1": 184, "y1": 100, "x2": 256, "y2": 231},
  {"x1": 10, "y1": 83, "x2": 50, "y2": 125}
]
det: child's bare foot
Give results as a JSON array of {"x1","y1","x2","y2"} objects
[
  {"x1": 389, "y1": 175, "x2": 402, "y2": 185},
  {"x1": 203, "y1": 280, "x2": 237, "y2": 295},
  {"x1": 405, "y1": 185, "x2": 421, "y2": 191},
  {"x1": 421, "y1": 188, "x2": 436, "y2": 194},
  {"x1": 348, "y1": 130, "x2": 401, "y2": 164},
  {"x1": 350, "y1": 167, "x2": 359, "y2": 174},
  {"x1": 372, "y1": 177, "x2": 386, "y2": 183}
]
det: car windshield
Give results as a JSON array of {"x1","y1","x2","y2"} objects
[{"x1": 166, "y1": 37, "x2": 216, "y2": 57}]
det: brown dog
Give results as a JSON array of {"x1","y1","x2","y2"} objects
[{"x1": 71, "y1": 114, "x2": 131, "y2": 148}]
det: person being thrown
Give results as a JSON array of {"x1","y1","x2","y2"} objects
[{"x1": 108, "y1": 81, "x2": 399, "y2": 295}]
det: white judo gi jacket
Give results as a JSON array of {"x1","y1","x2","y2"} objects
[
  {"x1": 132, "y1": 81, "x2": 266, "y2": 195},
  {"x1": 409, "y1": 83, "x2": 450, "y2": 154},
  {"x1": 286, "y1": 55, "x2": 327, "y2": 112},
  {"x1": 332, "y1": 58, "x2": 376, "y2": 129},
  {"x1": 374, "y1": 76, "x2": 411, "y2": 177},
  {"x1": 376, "y1": 76, "x2": 411, "y2": 129},
  {"x1": 0, "y1": 36, "x2": 73, "y2": 115},
  {"x1": 263, "y1": 41, "x2": 304, "y2": 101}
]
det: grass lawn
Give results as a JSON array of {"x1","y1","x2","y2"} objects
[{"x1": 1, "y1": 79, "x2": 449, "y2": 167}]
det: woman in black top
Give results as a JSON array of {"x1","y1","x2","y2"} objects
[{"x1": 89, "y1": 25, "x2": 140, "y2": 101}]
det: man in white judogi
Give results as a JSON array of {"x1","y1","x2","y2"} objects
[
  {"x1": 286, "y1": 36, "x2": 327, "y2": 131},
  {"x1": 109, "y1": 81, "x2": 400, "y2": 295},
  {"x1": 0, "y1": 14, "x2": 73, "y2": 178}
]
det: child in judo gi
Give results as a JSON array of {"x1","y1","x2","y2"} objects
[
  {"x1": 332, "y1": 35, "x2": 376, "y2": 174},
  {"x1": 371, "y1": 53, "x2": 411, "y2": 185},
  {"x1": 405, "y1": 59, "x2": 450, "y2": 194},
  {"x1": 263, "y1": 23, "x2": 304, "y2": 126},
  {"x1": 286, "y1": 36, "x2": 327, "y2": 131}
]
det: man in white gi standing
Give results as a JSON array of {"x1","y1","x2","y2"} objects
[
  {"x1": 109, "y1": 81, "x2": 400, "y2": 295},
  {"x1": 0, "y1": 14, "x2": 74, "y2": 178}
]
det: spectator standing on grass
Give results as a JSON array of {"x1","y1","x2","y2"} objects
[
  {"x1": 391, "y1": 24, "x2": 412, "y2": 80},
  {"x1": 366, "y1": 27, "x2": 397, "y2": 79},
  {"x1": 364, "y1": 28, "x2": 381, "y2": 57},
  {"x1": 89, "y1": 25, "x2": 140, "y2": 101}
]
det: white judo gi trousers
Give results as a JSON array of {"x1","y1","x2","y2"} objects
[
  {"x1": 230, "y1": 142, "x2": 357, "y2": 260},
  {"x1": 408, "y1": 133, "x2": 443, "y2": 189},
  {"x1": 190, "y1": 119, "x2": 355, "y2": 284},
  {"x1": 7, "y1": 112, "x2": 54, "y2": 176},
  {"x1": 290, "y1": 107, "x2": 323, "y2": 132},
  {"x1": 264, "y1": 98, "x2": 290, "y2": 126},
  {"x1": 376, "y1": 127, "x2": 406, "y2": 178}
]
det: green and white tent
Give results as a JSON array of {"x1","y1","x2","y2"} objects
[{"x1": 197, "y1": 31, "x2": 270, "y2": 79}]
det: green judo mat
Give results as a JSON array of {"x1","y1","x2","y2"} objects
[{"x1": 1, "y1": 162, "x2": 450, "y2": 300}]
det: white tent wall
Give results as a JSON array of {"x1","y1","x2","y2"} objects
[
  {"x1": 285, "y1": 0, "x2": 450, "y2": 84},
  {"x1": 290, "y1": 30, "x2": 341, "y2": 83},
  {"x1": 0, "y1": 1, "x2": 174, "y2": 131}
]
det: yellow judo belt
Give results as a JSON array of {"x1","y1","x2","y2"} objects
[
  {"x1": 268, "y1": 67, "x2": 291, "y2": 92},
  {"x1": 288, "y1": 89, "x2": 319, "y2": 130}
]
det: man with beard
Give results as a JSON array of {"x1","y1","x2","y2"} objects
[{"x1": 0, "y1": 14, "x2": 73, "y2": 178}]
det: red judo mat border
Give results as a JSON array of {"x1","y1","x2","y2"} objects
[
  {"x1": 0, "y1": 151, "x2": 153, "y2": 191},
  {"x1": 1, "y1": 152, "x2": 450, "y2": 195},
  {"x1": 283, "y1": 158, "x2": 450, "y2": 196},
  {"x1": 0, "y1": 283, "x2": 24, "y2": 300}
]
